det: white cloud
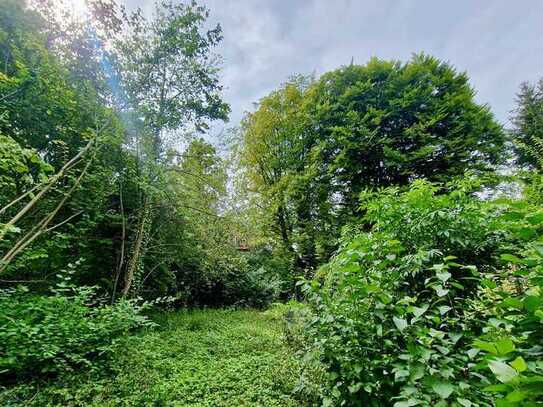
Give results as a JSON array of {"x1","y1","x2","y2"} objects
[{"x1": 123, "y1": 0, "x2": 543, "y2": 136}]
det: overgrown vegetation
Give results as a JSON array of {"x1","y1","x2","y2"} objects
[
  {"x1": 1, "y1": 309, "x2": 305, "y2": 406},
  {"x1": 0, "y1": 265, "x2": 152, "y2": 380},
  {"x1": 1, "y1": 0, "x2": 543, "y2": 405},
  {"x1": 294, "y1": 181, "x2": 543, "y2": 406}
]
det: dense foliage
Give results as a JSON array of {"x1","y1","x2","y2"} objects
[
  {"x1": 1, "y1": 309, "x2": 305, "y2": 406},
  {"x1": 1, "y1": 0, "x2": 542, "y2": 405},
  {"x1": 238, "y1": 56, "x2": 505, "y2": 273},
  {"x1": 295, "y1": 181, "x2": 543, "y2": 406},
  {"x1": 0, "y1": 266, "x2": 152, "y2": 380},
  {"x1": 0, "y1": 0, "x2": 269, "y2": 307},
  {"x1": 512, "y1": 79, "x2": 543, "y2": 169}
]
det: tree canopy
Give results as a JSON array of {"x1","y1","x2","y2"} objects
[{"x1": 238, "y1": 54, "x2": 506, "y2": 271}]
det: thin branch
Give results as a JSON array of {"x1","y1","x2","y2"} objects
[
  {"x1": 44, "y1": 210, "x2": 83, "y2": 233},
  {"x1": 0, "y1": 154, "x2": 95, "y2": 273},
  {"x1": 0, "y1": 138, "x2": 94, "y2": 239},
  {"x1": 141, "y1": 259, "x2": 169, "y2": 285},
  {"x1": 145, "y1": 243, "x2": 185, "y2": 251},
  {"x1": 0, "y1": 87, "x2": 22, "y2": 103},
  {"x1": 0, "y1": 183, "x2": 41, "y2": 216},
  {"x1": 0, "y1": 119, "x2": 110, "y2": 240}
]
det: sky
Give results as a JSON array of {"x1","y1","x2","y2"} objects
[{"x1": 123, "y1": 0, "x2": 543, "y2": 135}]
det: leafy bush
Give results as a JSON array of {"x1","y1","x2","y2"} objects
[
  {"x1": 471, "y1": 242, "x2": 543, "y2": 405},
  {"x1": 299, "y1": 181, "x2": 543, "y2": 406},
  {"x1": 0, "y1": 265, "x2": 153, "y2": 379},
  {"x1": 360, "y1": 179, "x2": 507, "y2": 272},
  {"x1": 303, "y1": 237, "x2": 492, "y2": 405}
]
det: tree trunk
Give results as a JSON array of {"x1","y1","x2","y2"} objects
[
  {"x1": 112, "y1": 179, "x2": 126, "y2": 303},
  {"x1": 122, "y1": 194, "x2": 151, "y2": 297},
  {"x1": 0, "y1": 138, "x2": 94, "y2": 241},
  {"x1": 0, "y1": 154, "x2": 94, "y2": 273}
]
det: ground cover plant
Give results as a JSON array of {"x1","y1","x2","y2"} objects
[{"x1": 0, "y1": 309, "x2": 306, "y2": 406}]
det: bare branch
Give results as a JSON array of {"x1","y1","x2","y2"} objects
[{"x1": 44, "y1": 210, "x2": 84, "y2": 233}]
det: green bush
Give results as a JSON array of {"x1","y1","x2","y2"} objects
[
  {"x1": 470, "y1": 243, "x2": 543, "y2": 405},
  {"x1": 265, "y1": 301, "x2": 328, "y2": 404},
  {"x1": 360, "y1": 179, "x2": 507, "y2": 273},
  {"x1": 0, "y1": 266, "x2": 153, "y2": 379},
  {"x1": 300, "y1": 181, "x2": 543, "y2": 406}
]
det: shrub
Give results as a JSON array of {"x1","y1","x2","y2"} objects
[
  {"x1": 299, "y1": 181, "x2": 541, "y2": 406},
  {"x1": 0, "y1": 265, "x2": 153, "y2": 379},
  {"x1": 303, "y1": 236, "x2": 495, "y2": 405},
  {"x1": 471, "y1": 241, "x2": 543, "y2": 405},
  {"x1": 360, "y1": 179, "x2": 507, "y2": 272}
]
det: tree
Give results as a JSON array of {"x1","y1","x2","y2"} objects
[
  {"x1": 307, "y1": 54, "x2": 505, "y2": 212},
  {"x1": 239, "y1": 55, "x2": 506, "y2": 272},
  {"x1": 237, "y1": 76, "x2": 327, "y2": 272},
  {"x1": 512, "y1": 78, "x2": 543, "y2": 169},
  {"x1": 112, "y1": 0, "x2": 229, "y2": 296},
  {"x1": 0, "y1": 0, "x2": 124, "y2": 280}
]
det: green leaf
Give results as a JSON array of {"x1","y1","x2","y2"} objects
[
  {"x1": 488, "y1": 360, "x2": 519, "y2": 383},
  {"x1": 412, "y1": 304, "x2": 429, "y2": 318},
  {"x1": 532, "y1": 243, "x2": 543, "y2": 257},
  {"x1": 457, "y1": 398, "x2": 472, "y2": 407},
  {"x1": 449, "y1": 332, "x2": 462, "y2": 344},
  {"x1": 483, "y1": 383, "x2": 509, "y2": 392},
  {"x1": 432, "y1": 381, "x2": 454, "y2": 399},
  {"x1": 506, "y1": 390, "x2": 526, "y2": 402},
  {"x1": 496, "y1": 399, "x2": 514, "y2": 407},
  {"x1": 524, "y1": 296, "x2": 541, "y2": 312},
  {"x1": 510, "y1": 356, "x2": 527, "y2": 373},
  {"x1": 393, "y1": 317, "x2": 408, "y2": 331},
  {"x1": 434, "y1": 286, "x2": 449, "y2": 297},
  {"x1": 393, "y1": 400, "x2": 421, "y2": 407},
  {"x1": 481, "y1": 278, "x2": 497, "y2": 289},
  {"x1": 438, "y1": 305, "x2": 451, "y2": 315},
  {"x1": 495, "y1": 338, "x2": 515, "y2": 356},
  {"x1": 502, "y1": 211, "x2": 524, "y2": 221},
  {"x1": 436, "y1": 271, "x2": 451, "y2": 283},
  {"x1": 500, "y1": 254, "x2": 522, "y2": 264},
  {"x1": 473, "y1": 340, "x2": 497, "y2": 355},
  {"x1": 527, "y1": 213, "x2": 543, "y2": 225},
  {"x1": 517, "y1": 227, "x2": 537, "y2": 239},
  {"x1": 499, "y1": 297, "x2": 523, "y2": 309}
]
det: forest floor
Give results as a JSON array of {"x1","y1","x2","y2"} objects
[{"x1": 1, "y1": 309, "x2": 306, "y2": 406}]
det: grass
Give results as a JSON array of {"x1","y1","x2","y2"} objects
[{"x1": 0, "y1": 309, "x2": 307, "y2": 406}]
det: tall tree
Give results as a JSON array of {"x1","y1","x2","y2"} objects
[
  {"x1": 239, "y1": 55, "x2": 506, "y2": 271},
  {"x1": 0, "y1": 0, "x2": 124, "y2": 280},
  {"x1": 113, "y1": 0, "x2": 229, "y2": 295},
  {"x1": 512, "y1": 78, "x2": 543, "y2": 169}
]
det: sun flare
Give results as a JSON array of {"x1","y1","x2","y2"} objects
[{"x1": 58, "y1": 0, "x2": 89, "y2": 19}]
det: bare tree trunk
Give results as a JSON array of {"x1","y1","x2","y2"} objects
[
  {"x1": 0, "y1": 154, "x2": 95, "y2": 273},
  {"x1": 112, "y1": 180, "x2": 126, "y2": 303},
  {"x1": 122, "y1": 194, "x2": 151, "y2": 297}
]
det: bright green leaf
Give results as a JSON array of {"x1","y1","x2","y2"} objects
[{"x1": 488, "y1": 360, "x2": 519, "y2": 383}]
